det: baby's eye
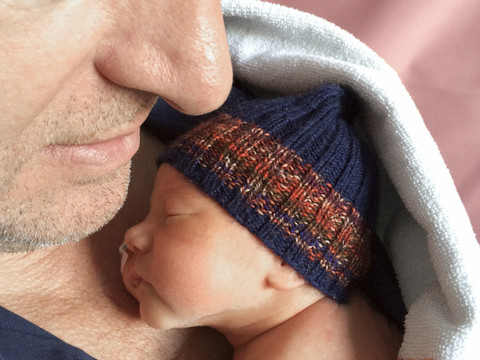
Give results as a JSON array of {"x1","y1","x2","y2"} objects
[
  {"x1": 164, "y1": 213, "x2": 187, "y2": 221},
  {"x1": 162, "y1": 202, "x2": 184, "y2": 218}
]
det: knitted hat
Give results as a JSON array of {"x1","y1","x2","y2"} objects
[{"x1": 160, "y1": 84, "x2": 378, "y2": 303}]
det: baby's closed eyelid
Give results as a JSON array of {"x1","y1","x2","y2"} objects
[
  {"x1": 161, "y1": 197, "x2": 197, "y2": 218},
  {"x1": 162, "y1": 204, "x2": 186, "y2": 218},
  {"x1": 164, "y1": 213, "x2": 185, "y2": 219}
]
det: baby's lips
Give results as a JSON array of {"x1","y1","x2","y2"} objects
[{"x1": 119, "y1": 243, "x2": 129, "y2": 272}]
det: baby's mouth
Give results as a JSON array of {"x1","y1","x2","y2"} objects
[{"x1": 119, "y1": 243, "x2": 144, "y2": 288}]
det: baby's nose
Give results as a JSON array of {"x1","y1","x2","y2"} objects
[{"x1": 123, "y1": 223, "x2": 152, "y2": 254}]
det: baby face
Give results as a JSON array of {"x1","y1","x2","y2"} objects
[{"x1": 121, "y1": 164, "x2": 276, "y2": 330}]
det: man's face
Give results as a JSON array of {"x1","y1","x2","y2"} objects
[
  {"x1": 0, "y1": 0, "x2": 232, "y2": 252},
  {"x1": 121, "y1": 165, "x2": 276, "y2": 331}
]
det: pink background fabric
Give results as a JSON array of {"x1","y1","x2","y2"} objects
[{"x1": 267, "y1": 0, "x2": 480, "y2": 239}]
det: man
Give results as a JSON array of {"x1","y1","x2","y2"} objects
[{"x1": 0, "y1": 1, "x2": 233, "y2": 358}]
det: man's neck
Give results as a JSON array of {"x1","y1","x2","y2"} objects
[
  {"x1": 0, "y1": 129, "x2": 232, "y2": 360},
  {"x1": 0, "y1": 242, "x2": 86, "y2": 299},
  {"x1": 0, "y1": 240, "x2": 106, "y2": 316}
]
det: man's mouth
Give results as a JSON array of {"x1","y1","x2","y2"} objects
[{"x1": 40, "y1": 128, "x2": 140, "y2": 171}]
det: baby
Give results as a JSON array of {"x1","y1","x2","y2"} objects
[{"x1": 120, "y1": 84, "x2": 405, "y2": 359}]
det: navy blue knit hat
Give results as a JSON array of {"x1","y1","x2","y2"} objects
[{"x1": 160, "y1": 84, "x2": 378, "y2": 303}]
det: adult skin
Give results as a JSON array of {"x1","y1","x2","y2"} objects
[{"x1": 0, "y1": 0, "x2": 233, "y2": 359}]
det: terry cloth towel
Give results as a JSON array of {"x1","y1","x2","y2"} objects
[{"x1": 221, "y1": 1, "x2": 480, "y2": 359}]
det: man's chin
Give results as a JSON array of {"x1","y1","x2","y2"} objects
[{"x1": 0, "y1": 164, "x2": 131, "y2": 253}]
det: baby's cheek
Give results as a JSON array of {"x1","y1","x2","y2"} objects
[
  {"x1": 183, "y1": 261, "x2": 225, "y2": 310},
  {"x1": 148, "y1": 257, "x2": 207, "y2": 311}
]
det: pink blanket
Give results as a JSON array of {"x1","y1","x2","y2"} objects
[{"x1": 269, "y1": 0, "x2": 480, "y2": 239}]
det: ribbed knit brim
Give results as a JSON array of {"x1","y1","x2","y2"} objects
[{"x1": 160, "y1": 84, "x2": 378, "y2": 303}]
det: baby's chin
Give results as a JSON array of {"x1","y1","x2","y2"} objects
[
  {"x1": 135, "y1": 290, "x2": 206, "y2": 332},
  {"x1": 137, "y1": 299, "x2": 178, "y2": 331}
]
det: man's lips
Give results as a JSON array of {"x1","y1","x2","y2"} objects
[{"x1": 41, "y1": 128, "x2": 140, "y2": 171}]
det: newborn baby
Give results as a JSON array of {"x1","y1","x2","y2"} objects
[{"x1": 120, "y1": 84, "x2": 405, "y2": 359}]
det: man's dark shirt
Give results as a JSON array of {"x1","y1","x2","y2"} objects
[{"x1": 0, "y1": 306, "x2": 95, "y2": 360}]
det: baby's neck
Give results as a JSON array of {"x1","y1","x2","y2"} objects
[{"x1": 230, "y1": 292, "x2": 403, "y2": 360}]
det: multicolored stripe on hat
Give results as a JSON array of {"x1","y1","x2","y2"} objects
[{"x1": 160, "y1": 84, "x2": 377, "y2": 303}]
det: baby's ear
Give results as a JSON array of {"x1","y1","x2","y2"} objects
[{"x1": 266, "y1": 261, "x2": 307, "y2": 291}]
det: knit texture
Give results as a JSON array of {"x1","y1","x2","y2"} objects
[{"x1": 161, "y1": 84, "x2": 378, "y2": 302}]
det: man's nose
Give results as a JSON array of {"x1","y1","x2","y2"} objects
[{"x1": 94, "y1": 0, "x2": 233, "y2": 115}]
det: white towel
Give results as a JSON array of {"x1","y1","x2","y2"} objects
[{"x1": 221, "y1": 1, "x2": 480, "y2": 359}]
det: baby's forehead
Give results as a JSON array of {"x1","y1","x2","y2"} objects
[
  {"x1": 154, "y1": 164, "x2": 222, "y2": 209},
  {"x1": 154, "y1": 164, "x2": 246, "y2": 228},
  {"x1": 156, "y1": 164, "x2": 200, "y2": 193}
]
